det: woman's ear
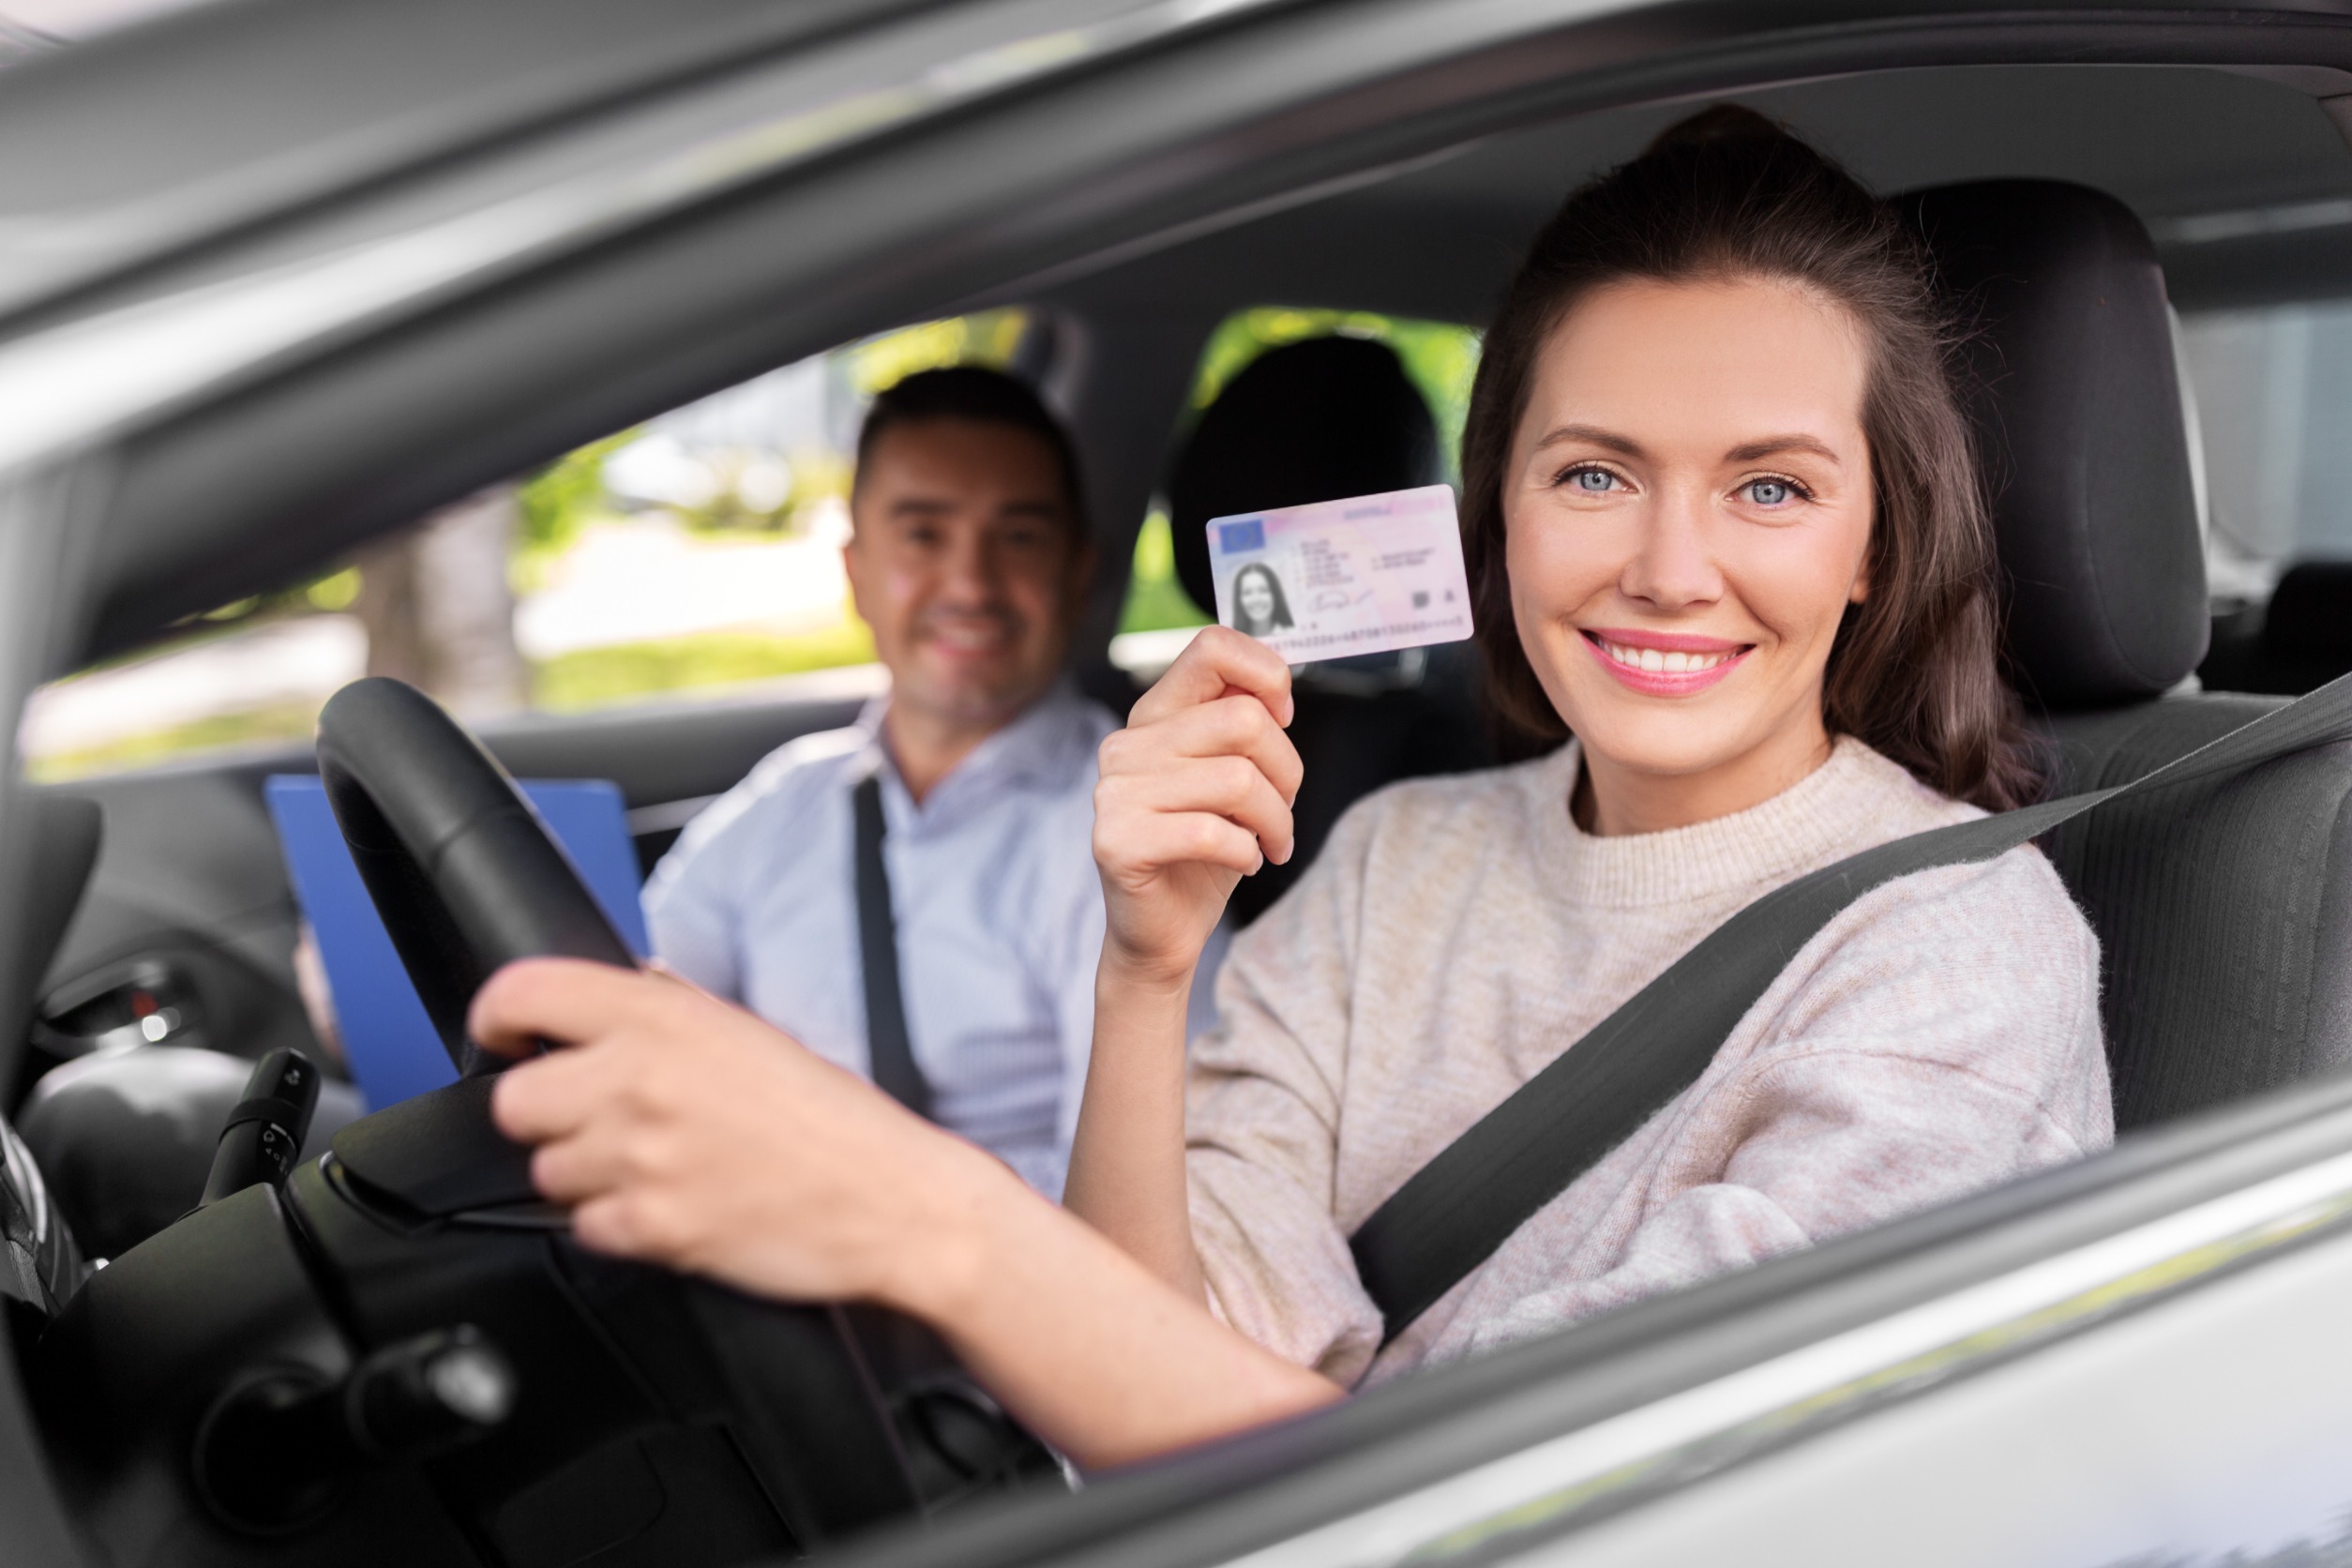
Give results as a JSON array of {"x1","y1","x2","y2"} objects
[{"x1": 1848, "y1": 515, "x2": 1875, "y2": 605}]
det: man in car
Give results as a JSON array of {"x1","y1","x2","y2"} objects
[{"x1": 644, "y1": 366, "x2": 1115, "y2": 1199}]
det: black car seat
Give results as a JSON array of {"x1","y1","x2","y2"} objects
[
  {"x1": 1907, "y1": 180, "x2": 2352, "y2": 1130},
  {"x1": 2201, "y1": 560, "x2": 2352, "y2": 697},
  {"x1": 1168, "y1": 335, "x2": 1494, "y2": 926}
]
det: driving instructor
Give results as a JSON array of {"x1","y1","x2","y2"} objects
[{"x1": 643, "y1": 367, "x2": 1115, "y2": 1199}]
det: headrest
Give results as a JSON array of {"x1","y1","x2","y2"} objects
[
  {"x1": 1168, "y1": 336, "x2": 1440, "y2": 618},
  {"x1": 1903, "y1": 180, "x2": 2208, "y2": 708}
]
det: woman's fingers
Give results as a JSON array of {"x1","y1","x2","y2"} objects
[
  {"x1": 1129, "y1": 626, "x2": 1293, "y2": 730},
  {"x1": 526, "y1": 1133, "x2": 611, "y2": 1205},
  {"x1": 1099, "y1": 755, "x2": 1295, "y2": 867},
  {"x1": 1096, "y1": 693, "x2": 1304, "y2": 866},
  {"x1": 1117, "y1": 693, "x2": 1304, "y2": 803},
  {"x1": 1098, "y1": 808, "x2": 1272, "y2": 881},
  {"x1": 457, "y1": 957, "x2": 1020, "y2": 1308},
  {"x1": 1093, "y1": 626, "x2": 1304, "y2": 980},
  {"x1": 470, "y1": 957, "x2": 654, "y2": 1057},
  {"x1": 489, "y1": 1024, "x2": 639, "y2": 1145}
]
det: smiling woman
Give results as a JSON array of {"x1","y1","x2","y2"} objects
[
  {"x1": 1503, "y1": 276, "x2": 1880, "y2": 835},
  {"x1": 471, "y1": 106, "x2": 2112, "y2": 1470},
  {"x1": 1464, "y1": 105, "x2": 2043, "y2": 829}
]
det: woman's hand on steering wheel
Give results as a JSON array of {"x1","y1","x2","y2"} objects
[
  {"x1": 1092, "y1": 626, "x2": 1301, "y2": 991},
  {"x1": 474, "y1": 961, "x2": 1016, "y2": 1310},
  {"x1": 473, "y1": 957, "x2": 1345, "y2": 1472}
]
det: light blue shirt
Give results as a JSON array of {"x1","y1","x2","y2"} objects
[{"x1": 645, "y1": 685, "x2": 1120, "y2": 1198}]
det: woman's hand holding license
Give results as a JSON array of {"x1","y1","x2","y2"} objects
[{"x1": 1091, "y1": 626, "x2": 1303, "y2": 988}]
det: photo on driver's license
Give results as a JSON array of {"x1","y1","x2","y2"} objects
[{"x1": 1206, "y1": 485, "x2": 1473, "y2": 662}]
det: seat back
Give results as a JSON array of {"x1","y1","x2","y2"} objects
[
  {"x1": 2042, "y1": 698, "x2": 2352, "y2": 1126},
  {"x1": 1168, "y1": 336, "x2": 1491, "y2": 926},
  {"x1": 1909, "y1": 180, "x2": 2352, "y2": 1127}
]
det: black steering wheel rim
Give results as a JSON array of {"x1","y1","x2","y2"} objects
[
  {"x1": 307, "y1": 678, "x2": 952, "y2": 1538},
  {"x1": 315, "y1": 676, "x2": 637, "y2": 1074}
]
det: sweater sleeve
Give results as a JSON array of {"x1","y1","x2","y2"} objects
[
  {"x1": 1449, "y1": 849, "x2": 2111, "y2": 1361},
  {"x1": 1184, "y1": 803, "x2": 1387, "y2": 1385}
]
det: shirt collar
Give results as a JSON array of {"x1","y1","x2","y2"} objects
[{"x1": 857, "y1": 681, "x2": 1096, "y2": 833}]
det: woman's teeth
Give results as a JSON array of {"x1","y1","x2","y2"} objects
[{"x1": 1598, "y1": 638, "x2": 1734, "y2": 674}]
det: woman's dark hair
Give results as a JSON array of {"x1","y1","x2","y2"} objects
[
  {"x1": 856, "y1": 365, "x2": 1087, "y2": 538},
  {"x1": 1460, "y1": 105, "x2": 2043, "y2": 810},
  {"x1": 1230, "y1": 562, "x2": 1295, "y2": 634}
]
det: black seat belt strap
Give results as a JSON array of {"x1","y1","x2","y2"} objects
[
  {"x1": 852, "y1": 771, "x2": 934, "y2": 1120},
  {"x1": 1349, "y1": 671, "x2": 2352, "y2": 1345}
]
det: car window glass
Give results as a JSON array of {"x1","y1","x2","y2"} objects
[
  {"x1": 22, "y1": 311, "x2": 1033, "y2": 781},
  {"x1": 1109, "y1": 308, "x2": 1480, "y2": 678},
  {"x1": 2178, "y1": 299, "x2": 2352, "y2": 605}
]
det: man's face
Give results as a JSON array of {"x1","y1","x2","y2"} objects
[{"x1": 843, "y1": 417, "x2": 1093, "y2": 734}]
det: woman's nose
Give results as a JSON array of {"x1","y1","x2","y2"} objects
[{"x1": 1620, "y1": 489, "x2": 1723, "y2": 611}]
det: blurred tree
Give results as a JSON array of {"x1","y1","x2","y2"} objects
[{"x1": 355, "y1": 487, "x2": 526, "y2": 718}]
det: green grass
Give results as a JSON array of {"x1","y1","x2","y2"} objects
[
  {"x1": 531, "y1": 624, "x2": 879, "y2": 713},
  {"x1": 28, "y1": 701, "x2": 325, "y2": 781},
  {"x1": 31, "y1": 626, "x2": 885, "y2": 778}
]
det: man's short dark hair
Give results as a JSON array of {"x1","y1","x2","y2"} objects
[{"x1": 854, "y1": 366, "x2": 1087, "y2": 538}]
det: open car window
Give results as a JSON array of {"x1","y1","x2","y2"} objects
[
  {"x1": 19, "y1": 310, "x2": 1037, "y2": 781},
  {"x1": 2179, "y1": 297, "x2": 2352, "y2": 600}
]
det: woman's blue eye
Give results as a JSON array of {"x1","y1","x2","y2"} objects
[
  {"x1": 1745, "y1": 478, "x2": 1795, "y2": 505},
  {"x1": 1569, "y1": 467, "x2": 1617, "y2": 493}
]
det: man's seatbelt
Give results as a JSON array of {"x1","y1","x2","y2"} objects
[
  {"x1": 852, "y1": 772, "x2": 935, "y2": 1119},
  {"x1": 1348, "y1": 671, "x2": 2352, "y2": 1346}
]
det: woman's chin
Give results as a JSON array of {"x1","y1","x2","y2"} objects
[
  {"x1": 1555, "y1": 681, "x2": 1779, "y2": 782},
  {"x1": 1579, "y1": 728, "x2": 1756, "y2": 785}
]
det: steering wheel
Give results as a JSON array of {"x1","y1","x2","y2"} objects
[
  {"x1": 29, "y1": 679, "x2": 1048, "y2": 1568},
  {"x1": 317, "y1": 675, "x2": 638, "y2": 1073}
]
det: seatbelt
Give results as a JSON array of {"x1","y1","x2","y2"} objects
[
  {"x1": 1348, "y1": 671, "x2": 2352, "y2": 1345},
  {"x1": 852, "y1": 771, "x2": 935, "y2": 1119}
]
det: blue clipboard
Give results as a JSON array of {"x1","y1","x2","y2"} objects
[{"x1": 265, "y1": 775, "x2": 648, "y2": 1110}]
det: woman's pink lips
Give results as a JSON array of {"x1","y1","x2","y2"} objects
[{"x1": 1579, "y1": 628, "x2": 1752, "y2": 696}]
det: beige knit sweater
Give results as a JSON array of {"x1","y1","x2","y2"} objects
[{"x1": 1185, "y1": 736, "x2": 2112, "y2": 1389}]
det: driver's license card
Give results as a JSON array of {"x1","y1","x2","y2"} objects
[{"x1": 1205, "y1": 485, "x2": 1472, "y2": 663}]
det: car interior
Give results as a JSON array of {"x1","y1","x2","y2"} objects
[{"x1": 8, "y1": 46, "x2": 2352, "y2": 1568}]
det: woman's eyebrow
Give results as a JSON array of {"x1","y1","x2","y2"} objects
[
  {"x1": 1533, "y1": 423, "x2": 1645, "y2": 456},
  {"x1": 1725, "y1": 434, "x2": 1842, "y2": 466}
]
